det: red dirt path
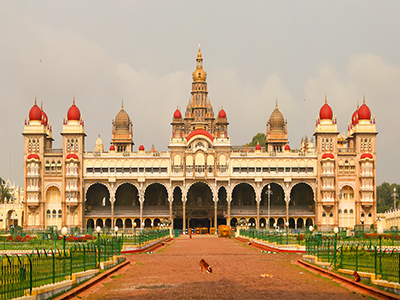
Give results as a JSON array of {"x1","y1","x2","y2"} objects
[{"x1": 71, "y1": 235, "x2": 367, "y2": 299}]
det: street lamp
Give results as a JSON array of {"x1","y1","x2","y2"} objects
[
  {"x1": 61, "y1": 226, "x2": 68, "y2": 255},
  {"x1": 333, "y1": 227, "x2": 339, "y2": 269},
  {"x1": 266, "y1": 184, "x2": 273, "y2": 231},
  {"x1": 133, "y1": 222, "x2": 137, "y2": 246},
  {"x1": 115, "y1": 226, "x2": 119, "y2": 236},
  {"x1": 66, "y1": 192, "x2": 72, "y2": 234},
  {"x1": 377, "y1": 225, "x2": 384, "y2": 273},
  {"x1": 96, "y1": 226, "x2": 101, "y2": 266},
  {"x1": 393, "y1": 188, "x2": 398, "y2": 229},
  {"x1": 285, "y1": 221, "x2": 289, "y2": 244}
]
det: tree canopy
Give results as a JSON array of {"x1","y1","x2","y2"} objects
[
  {"x1": 377, "y1": 182, "x2": 399, "y2": 213},
  {"x1": 245, "y1": 133, "x2": 266, "y2": 147},
  {"x1": 0, "y1": 177, "x2": 12, "y2": 204}
]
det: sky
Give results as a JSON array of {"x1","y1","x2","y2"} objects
[{"x1": 0, "y1": 1, "x2": 399, "y2": 187}]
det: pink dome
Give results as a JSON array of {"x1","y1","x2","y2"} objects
[
  {"x1": 284, "y1": 144, "x2": 290, "y2": 151},
  {"x1": 358, "y1": 100, "x2": 371, "y2": 120},
  {"x1": 322, "y1": 153, "x2": 334, "y2": 159},
  {"x1": 218, "y1": 109, "x2": 226, "y2": 118},
  {"x1": 255, "y1": 144, "x2": 261, "y2": 151},
  {"x1": 29, "y1": 102, "x2": 42, "y2": 121},
  {"x1": 186, "y1": 129, "x2": 214, "y2": 142},
  {"x1": 110, "y1": 145, "x2": 115, "y2": 151},
  {"x1": 41, "y1": 110, "x2": 48, "y2": 126},
  {"x1": 67, "y1": 100, "x2": 81, "y2": 121},
  {"x1": 319, "y1": 99, "x2": 333, "y2": 120},
  {"x1": 27, "y1": 154, "x2": 40, "y2": 160},
  {"x1": 66, "y1": 153, "x2": 79, "y2": 160},
  {"x1": 361, "y1": 153, "x2": 373, "y2": 160},
  {"x1": 351, "y1": 109, "x2": 359, "y2": 126},
  {"x1": 173, "y1": 109, "x2": 182, "y2": 119},
  {"x1": 138, "y1": 144, "x2": 145, "y2": 151}
]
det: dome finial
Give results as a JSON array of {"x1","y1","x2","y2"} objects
[
  {"x1": 34, "y1": 96, "x2": 37, "y2": 105},
  {"x1": 363, "y1": 94, "x2": 366, "y2": 104},
  {"x1": 275, "y1": 98, "x2": 278, "y2": 109},
  {"x1": 121, "y1": 99, "x2": 124, "y2": 110},
  {"x1": 73, "y1": 95, "x2": 76, "y2": 106},
  {"x1": 325, "y1": 94, "x2": 327, "y2": 104},
  {"x1": 357, "y1": 100, "x2": 359, "y2": 109}
]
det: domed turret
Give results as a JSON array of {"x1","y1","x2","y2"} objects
[
  {"x1": 358, "y1": 98, "x2": 371, "y2": 120},
  {"x1": 138, "y1": 144, "x2": 145, "y2": 151},
  {"x1": 29, "y1": 100, "x2": 42, "y2": 121},
  {"x1": 173, "y1": 109, "x2": 182, "y2": 119},
  {"x1": 67, "y1": 98, "x2": 81, "y2": 121},
  {"x1": 351, "y1": 105, "x2": 359, "y2": 126},
  {"x1": 95, "y1": 134, "x2": 104, "y2": 153},
  {"x1": 269, "y1": 102, "x2": 285, "y2": 130},
  {"x1": 192, "y1": 45, "x2": 207, "y2": 82},
  {"x1": 319, "y1": 97, "x2": 333, "y2": 120},
  {"x1": 115, "y1": 105, "x2": 130, "y2": 132},
  {"x1": 218, "y1": 108, "x2": 226, "y2": 119}
]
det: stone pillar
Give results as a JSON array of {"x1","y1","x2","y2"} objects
[
  {"x1": 183, "y1": 201, "x2": 186, "y2": 233},
  {"x1": 256, "y1": 202, "x2": 260, "y2": 229},
  {"x1": 227, "y1": 193, "x2": 231, "y2": 226},
  {"x1": 111, "y1": 196, "x2": 115, "y2": 229},
  {"x1": 214, "y1": 198, "x2": 218, "y2": 232},
  {"x1": 139, "y1": 192, "x2": 144, "y2": 228}
]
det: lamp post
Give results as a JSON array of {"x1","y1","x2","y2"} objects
[
  {"x1": 377, "y1": 225, "x2": 384, "y2": 274},
  {"x1": 96, "y1": 226, "x2": 101, "y2": 267},
  {"x1": 393, "y1": 188, "x2": 398, "y2": 229},
  {"x1": 133, "y1": 222, "x2": 137, "y2": 246},
  {"x1": 333, "y1": 227, "x2": 339, "y2": 269},
  {"x1": 61, "y1": 226, "x2": 68, "y2": 274},
  {"x1": 266, "y1": 184, "x2": 273, "y2": 231},
  {"x1": 67, "y1": 192, "x2": 72, "y2": 234},
  {"x1": 285, "y1": 221, "x2": 289, "y2": 244}
]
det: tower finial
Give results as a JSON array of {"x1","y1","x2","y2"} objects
[
  {"x1": 73, "y1": 95, "x2": 75, "y2": 105},
  {"x1": 121, "y1": 99, "x2": 124, "y2": 110},
  {"x1": 363, "y1": 94, "x2": 366, "y2": 104},
  {"x1": 41, "y1": 101, "x2": 43, "y2": 110},
  {"x1": 325, "y1": 94, "x2": 327, "y2": 104},
  {"x1": 275, "y1": 98, "x2": 278, "y2": 109},
  {"x1": 34, "y1": 96, "x2": 37, "y2": 105}
]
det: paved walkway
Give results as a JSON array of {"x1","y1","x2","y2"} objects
[{"x1": 72, "y1": 235, "x2": 365, "y2": 299}]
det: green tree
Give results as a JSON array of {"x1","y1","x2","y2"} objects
[
  {"x1": 377, "y1": 182, "x2": 400, "y2": 213},
  {"x1": 245, "y1": 133, "x2": 266, "y2": 147},
  {"x1": 0, "y1": 177, "x2": 12, "y2": 204}
]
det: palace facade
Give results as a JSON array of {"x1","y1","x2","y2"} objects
[{"x1": 22, "y1": 47, "x2": 378, "y2": 232}]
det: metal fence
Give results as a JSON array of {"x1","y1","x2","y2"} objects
[
  {"x1": 0, "y1": 237, "x2": 121, "y2": 300},
  {"x1": 306, "y1": 235, "x2": 400, "y2": 284},
  {"x1": 122, "y1": 229, "x2": 170, "y2": 247},
  {"x1": 239, "y1": 229, "x2": 306, "y2": 245}
]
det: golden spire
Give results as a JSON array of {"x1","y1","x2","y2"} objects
[
  {"x1": 73, "y1": 96, "x2": 76, "y2": 105},
  {"x1": 121, "y1": 99, "x2": 124, "y2": 110},
  {"x1": 325, "y1": 94, "x2": 327, "y2": 104},
  {"x1": 275, "y1": 98, "x2": 278, "y2": 109}
]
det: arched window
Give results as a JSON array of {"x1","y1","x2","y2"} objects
[
  {"x1": 58, "y1": 210, "x2": 62, "y2": 218},
  {"x1": 52, "y1": 210, "x2": 57, "y2": 218},
  {"x1": 47, "y1": 210, "x2": 51, "y2": 219}
]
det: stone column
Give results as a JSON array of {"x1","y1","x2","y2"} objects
[
  {"x1": 183, "y1": 201, "x2": 186, "y2": 233},
  {"x1": 256, "y1": 202, "x2": 260, "y2": 229},
  {"x1": 227, "y1": 193, "x2": 231, "y2": 226},
  {"x1": 139, "y1": 192, "x2": 144, "y2": 228},
  {"x1": 111, "y1": 196, "x2": 115, "y2": 230},
  {"x1": 214, "y1": 197, "x2": 218, "y2": 232}
]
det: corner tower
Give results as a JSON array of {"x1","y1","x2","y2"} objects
[{"x1": 111, "y1": 102, "x2": 134, "y2": 152}]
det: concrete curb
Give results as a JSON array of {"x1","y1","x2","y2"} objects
[
  {"x1": 236, "y1": 236, "x2": 305, "y2": 253},
  {"x1": 121, "y1": 237, "x2": 173, "y2": 254},
  {"x1": 52, "y1": 260, "x2": 130, "y2": 300},
  {"x1": 297, "y1": 259, "x2": 400, "y2": 300}
]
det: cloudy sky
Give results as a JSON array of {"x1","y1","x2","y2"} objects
[{"x1": 1, "y1": 1, "x2": 399, "y2": 186}]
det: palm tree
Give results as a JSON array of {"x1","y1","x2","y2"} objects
[{"x1": 0, "y1": 177, "x2": 12, "y2": 204}]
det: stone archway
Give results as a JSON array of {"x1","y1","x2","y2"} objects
[
  {"x1": 260, "y1": 183, "x2": 285, "y2": 229},
  {"x1": 186, "y1": 182, "x2": 214, "y2": 229},
  {"x1": 231, "y1": 183, "x2": 256, "y2": 224}
]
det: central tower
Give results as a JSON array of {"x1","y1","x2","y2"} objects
[{"x1": 184, "y1": 45, "x2": 214, "y2": 133}]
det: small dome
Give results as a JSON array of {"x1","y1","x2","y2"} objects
[
  {"x1": 66, "y1": 153, "x2": 79, "y2": 160},
  {"x1": 269, "y1": 104, "x2": 284, "y2": 129},
  {"x1": 284, "y1": 144, "x2": 290, "y2": 151},
  {"x1": 96, "y1": 135, "x2": 103, "y2": 145},
  {"x1": 218, "y1": 109, "x2": 226, "y2": 119},
  {"x1": 67, "y1": 100, "x2": 81, "y2": 121},
  {"x1": 255, "y1": 144, "x2": 261, "y2": 151},
  {"x1": 27, "y1": 154, "x2": 40, "y2": 160},
  {"x1": 29, "y1": 101, "x2": 42, "y2": 121},
  {"x1": 351, "y1": 108, "x2": 359, "y2": 126},
  {"x1": 138, "y1": 144, "x2": 145, "y2": 151},
  {"x1": 150, "y1": 145, "x2": 156, "y2": 152},
  {"x1": 115, "y1": 106, "x2": 130, "y2": 131},
  {"x1": 361, "y1": 153, "x2": 373, "y2": 160},
  {"x1": 110, "y1": 145, "x2": 116, "y2": 151},
  {"x1": 322, "y1": 153, "x2": 334, "y2": 160},
  {"x1": 173, "y1": 109, "x2": 182, "y2": 119},
  {"x1": 358, "y1": 100, "x2": 371, "y2": 120},
  {"x1": 319, "y1": 98, "x2": 333, "y2": 120}
]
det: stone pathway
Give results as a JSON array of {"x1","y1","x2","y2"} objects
[{"x1": 72, "y1": 235, "x2": 365, "y2": 299}]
